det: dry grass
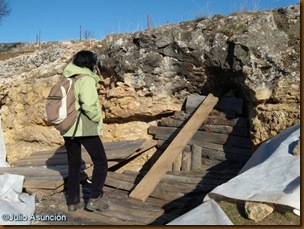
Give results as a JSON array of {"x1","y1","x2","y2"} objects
[
  {"x1": 0, "y1": 50, "x2": 34, "y2": 61},
  {"x1": 217, "y1": 199, "x2": 300, "y2": 225}
]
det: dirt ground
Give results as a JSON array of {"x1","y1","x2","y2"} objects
[{"x1": 217, "y1": 199, "x2": 300, "y2": 225}]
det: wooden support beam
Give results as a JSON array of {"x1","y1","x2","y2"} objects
[
  {"x1": 172, "y1": 152, "x2": 182, "y2": 171},
  {"x1": 129, "y1": 94, "x2": 218, "y2": 201},
  {"x1": 191, "y1": 144, "x2": 202, "y2": 170},
  {"x1": 181, "y1": 151, "x2": 191, "y2": 171}
]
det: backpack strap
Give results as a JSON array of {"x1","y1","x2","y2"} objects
[{"x1": 73, "y1": 74, "x2": 87, "y2": 81}]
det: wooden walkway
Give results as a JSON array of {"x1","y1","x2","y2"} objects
[
  {"x1": 32, "y1": 163, "x2": 243, "y2": 225},
  {"x1": 1, "y1": 139, "x2": 147, "y2": 198},
  {"x1": 1, "y1": 94, "x2": 254, "y2": 225}
]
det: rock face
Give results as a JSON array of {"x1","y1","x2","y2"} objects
[{"x1": 0, "y1": 4, "x2": 300, "y2": 162}]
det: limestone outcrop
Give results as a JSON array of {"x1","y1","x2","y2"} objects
[{"x1": 0, "y1": 4, "x2": 300, "y2": 162}]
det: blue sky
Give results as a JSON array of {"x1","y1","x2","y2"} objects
[{"x1": 0, "y1": 0, "x2": 299, "y2": 43}]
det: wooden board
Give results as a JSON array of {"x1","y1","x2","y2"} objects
[
  {"x1": 173, "y1": 110, "x2": 249, "y2": 126},
  {"x1": 3, "y1": 140, "x2": 144, "y2": 197},
  {"x1": 157, "y1": 139, "x2": 252, "y2": 157},
  {"x1": 0, "y1": 166, "x2": 68, "y2": 176},
  {"x1": 185, "y1": 95, "x2": 243, "y2": 115},
  {"x1": 149, "y1": 126, "x2": 252, "y2": 149},
  {"x1": 160, "y1": 117, "x2": 249, "y2": 136},
  {"x1": 181, "y1": 151, "x2": 191, "y2": 171},
  {"x1": 129, "y1": 94, "x2": 218, "y2": 201},
  {"x1": 200, "y1": 147, "x2": 250, "y2": 162},
  {"x1": 172, "y1": 152, "x2": 182, "y2": 171},
  {"x1": 11, "y1": 139, "x2": 146, "y2": 167},
  {"x1": 124, "y1": 139, "x2": 157, "y2": 160},
  {"x1": 191, "y1": 144, "x2": 202, "y2": 170}
]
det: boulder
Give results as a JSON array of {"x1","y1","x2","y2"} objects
[{"x1": 245, "y1": 201, "x2": 274, "y2": 222}]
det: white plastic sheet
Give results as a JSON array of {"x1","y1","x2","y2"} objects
[
  {"x1": 0, "y1": 115, "x2": 9, "y2": 167},
  {"x1": 207, "y1": 123, "x2": 300, "y2": 212},
  {"x1": 167, "y1": 123, "x2": 300, "y2": 225},
  {"x1": 0, "y1": 173, "x2": 35, "y2": 225},
  {"x1": 167, "y1": 199, "x2": 233, "y2": 225}
]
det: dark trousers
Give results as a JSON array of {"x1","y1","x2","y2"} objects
[{"x1": 64, "y1": 136, "x2": 108, "y2": 205}]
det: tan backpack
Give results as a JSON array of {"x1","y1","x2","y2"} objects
[{"x1": 45, "y1": 74, "x2": 84, "y2": 131}]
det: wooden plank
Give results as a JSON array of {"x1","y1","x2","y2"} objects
[
  {"x1": 160, "y1": 117, "x2": 248, "y2": 136},
  {"x1": 124, "y1": 139, "x2": 157, "y2": 160},
  {"x1": 103, "y1": 187, "x2": 164, "y2": 214},
  {"x1": 98, "y1": 192, "x2": 165, "y2": 224},
  {"x1": 0, "y1": 166, "x2": 68, "y2": 176},
  {"x1": 202, "y1": 158, "x2": 225, "y2": 167},
  {"x1": 129, "y1": 94, "x2": 218, "y2": 201},
  {"x1": 167, "y1": 164, "x2": 173, "y2": 172},
  {"x1": 172, "y1": 152, "x2": 182, "y2": 171},
  {"x1": 12, "y1": 158, "x2": 89, "y2": 167},
  {"x1": 201, "y1": 147, "x2": 251, "y2": 162},
  {"x1": 150, "y1": 126, "x2": 252, "y2": 149},
  {"x1": 25, "y1": 188, "x2": 55, "y2": 202},
  {"x1": 108, "y1": 171, "x2": 216, "y2": 195},
  {"x1": 181, "y1": 151, "x2": 191, "y2": 171},
  {"x1": 24, "y1": 175, "x2": 66, "y2": 180},
  {"x1": 167, "y1": 170, "x2": 238, "y2": 181},
  {"x1": 12, "y1": 139, "x2": 145, "y2": 165},
  {"x1": 24, "y1": 179, "x2": 64, "y2": 190},
  {"x1": 199, "y1": 141, "x2": 253, "y2": 156},
  {"x1": 173, "y1": 111, "x2": 248, "y2": 127},
  {"x1": 86, "y1": 209, "x2": 143, "y2": 225},
  {"x1": 11, "y1": 139, "x2": 146, "y2": 167},
  {"x1": 124, "y1": 170, "x2": 226, "y2": 187},
  {"x1": 26, "y1": 139, "x2": 146, "y2": 157},
  {"x1": 186, "y1": 95, "x2": 244, "y2": 115},
  {"x1": 191, "y1": 144, "x2": 202, "y2": 170},
  {"x1": 105, "y1": 175, "x2": 185, "y2": 201},
  {"x1": 157, "y1": 139, "x2": 252, "y2": 157},
  {"x1": 204, "y1": 116, "x2": 248, "y2": 127},
  {"x1": 157, "y1": 140, "x2": 191, "y2": 152},
  {"x1": 93, "y1": 207, "x2": 148, "y2": 225},
  {"x1": 107, "y1": 139, "x2": 157, "y2": 172},
  {"x1": 200, "y1": 125, "x2": 248, "y2": 137}
]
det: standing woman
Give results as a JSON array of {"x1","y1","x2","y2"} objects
[{"x1": 61, "y1": 50, "x2": 109, "y2": 212}]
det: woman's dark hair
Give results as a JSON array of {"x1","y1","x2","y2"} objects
[{"x1": 73, "y1": 50, "x2": 97, "y2": 71}]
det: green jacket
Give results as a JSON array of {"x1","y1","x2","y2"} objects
[{"x1": 60, "y1": 63, "x2": 103, "y2": 137}]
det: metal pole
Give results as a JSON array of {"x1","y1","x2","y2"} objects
[{"x1": 80, "y1": 25, "x2": 82, "y2": 40}]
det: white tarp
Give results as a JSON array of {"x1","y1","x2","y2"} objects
[
  {"x1": 0, "y1": 115, "x2": 9, "y2": 167},
  {"x1": 167, "y1": 199, "x2": 233, "y2": 225},
  {"x1": 207, "y1": 123, "x2": 300, "y2": 211},
  {"x1": 168, "y1": 123, "x2": 300, "y2": 225},
  {"x1": 0, "y1": 173, "x2": 35, "y2": 225}
]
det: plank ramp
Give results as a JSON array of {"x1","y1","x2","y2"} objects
[{"x1": 129, "y1": 94, "x2": 219, "y2": 201}]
